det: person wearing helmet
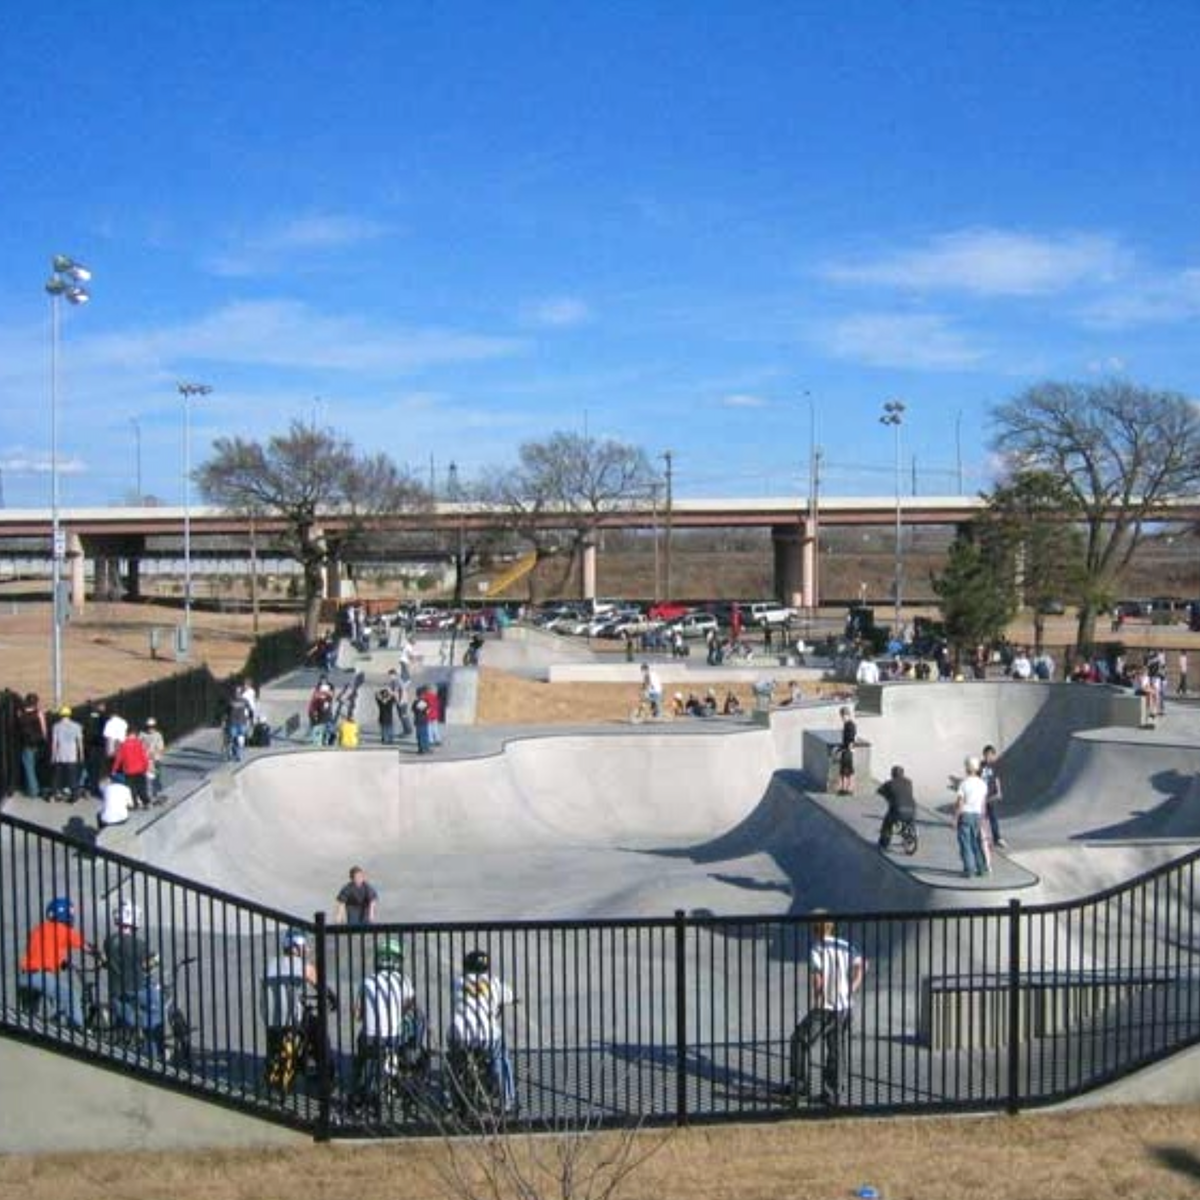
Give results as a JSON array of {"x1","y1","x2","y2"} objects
[
  {"x1": 103, "y1": 898, "x2": 166, "y2": 1053},
  {"x1": 448, "y1": 947, "x2": 515, "y2": 1112},
  {"x1": 17, "y1": 897, "x2": 93, "y2": 1026},
  {"x1": 349, "y1": 937, "x2": 427, "y2": 1110},
  {"x1": 50, "y1": 705, "x2": 85, "y2": 802},
  {"x1": 261, "y1": 928, "x2": 333, "y2": 1081}
]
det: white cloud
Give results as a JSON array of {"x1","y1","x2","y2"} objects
[
  {"x1": 821, "y1": 229, "x2": 1128, "y2": 297},
  {"x1": 820, "y1": 312, "x2": 987, "y2": 370},
  {"x1": 85, "y1": 300, "x2": 527, "y2": 375},
  {"x1": 522, "y1": 296, "x2": 592, "y2": 328},
  {"x1": 206, "y1": 212, "x2": 395, "y2": 276},
  {"x1": 1086, "y1": 355, "x2": 1127, "y2": 374},
  {"x1": 1, "y1": 450, "x2": 87, "y2": 475},
  {"x1": 721, "y1": 393, "x2": 767, "y2": 408},
  {"x1": 1077, "y1": 267, "x2": 1200, "y2": 329}
]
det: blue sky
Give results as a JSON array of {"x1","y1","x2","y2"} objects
[{"x1": 1, "y1": 1, "x2": 1198, "y2": 508}]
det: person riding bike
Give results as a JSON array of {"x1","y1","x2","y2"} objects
[
  {"x1": 18, "y1": 896, "x2": 94, "y2": 1026},
  {"x1": 447, "y1": 947, "x2": 515, "y2": 1113},
  {"x1": 103, "y1": 898, "x2": 167, "y2": 1054},
  {"x1": 877, "y1": 764, "x2": 917, "y2": 851},
  {"x1": 260, "y1": 928, "x2": 335, "y2": 1088},
  {"x1": 349, "y1": 938, "x2": 428, "y2": 1111}
]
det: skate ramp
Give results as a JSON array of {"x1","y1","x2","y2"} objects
[
  {"x1": 1002, "y1": 728, "x2": 1200, "y2": 845},
  {"x1": 858, "y1": 682, "x2": 1143, "y2": 813}
]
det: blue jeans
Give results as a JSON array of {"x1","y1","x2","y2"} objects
[
  {"x1": 19, "y1": 970, "x2": 83, "y2": 1027},
  {"x1": 20, "y1": 747, "x2": 42, "y2": 798},
  {"x1": 114, "y1": 984, "x2": 166, "y2": 1054},
  {"x1": 957, "y1": 813, "x2": 988, "y2": 875},
  {"x1": 415, "y1": 722, "x2": 431, "y2": 753},
  {"x1": 227, "y1": 722, "x2": 247, "y2": 761}
]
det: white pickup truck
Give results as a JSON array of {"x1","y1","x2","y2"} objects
[{"x1": 744, "y1": 601, "x2": 796, "y2": 629}]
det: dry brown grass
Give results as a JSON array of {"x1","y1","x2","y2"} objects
[
  {"x1": 2, "y1": 1107, "x2": 1200, "y2": 1200},
  {"x1": 0, "y1": 600, "x2": 297, "y2": 704}
]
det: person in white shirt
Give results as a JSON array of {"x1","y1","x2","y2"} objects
[
  {"x1": 101, "y1": 711, "x2": 128, "y2": 761},
  {"x1": 640, "y1": 663, "x2": 663, "y2": 718},
  {"x1": 448, "y1": 948, "x2": 515, "y2": 1111},
  {"x1": 954, "y1": 756, "x2": 990, "y2": 877},
  {"x1": 97, "y1": 775, "x2": 132, "y2": 830},
  {"x1": 349, "y1": 939, "x2": 426, "y2": 1109},
  {"x1": 786, "y1": 916, "x2": 865, "y2": 1106},
  {"x1": 855, "y1": 657, "x2": 881, "y2": 685}
]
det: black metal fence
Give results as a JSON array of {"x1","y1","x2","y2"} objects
[
  {"x1": 2, "y1": 811, "x2": 1198, "y2": 1139},
  {"x1": 0, "y1": 623, "x2": 307, "y2": 801}
]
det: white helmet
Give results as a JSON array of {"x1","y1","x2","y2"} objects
[{"x1": 116, "y1": 897, "x2": 141, "y2": 929}]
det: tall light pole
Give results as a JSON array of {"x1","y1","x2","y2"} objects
[
  {"x1": 661, "y1": 450, "x2": 674, "y2": 601},
  {"x1": 45, "y1": 255, "x2": 91, "y2": 707},
  {"x1": 804, "y1": 390, "x2": 821, "y2": 614},
  {"x1": 650, "y1": 481, "x2": 661, "y2": 603},
  {"x1": 880, "y1": 399, "x2": 906, "y2": 634},
  {"x1": 179, "y1": 381, "x2": 213, "y2": 645}
]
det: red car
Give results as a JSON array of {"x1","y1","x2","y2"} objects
[{"x1": 648, "y1": 601, "x2": 691, "y2": 622}]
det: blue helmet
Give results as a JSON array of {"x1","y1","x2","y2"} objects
[
  {"x1": 46, "y1": 896, "x2": 74, "y2": 925},
  {"x1": 282, "y1": 928, "x2": 308, "y2": 954}
]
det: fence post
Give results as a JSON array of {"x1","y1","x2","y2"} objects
[
  {"x1": 673, "y1": 909, "x2": 688, "y2": 1124},
  {"x1": 1006, "y1": 897, "x2": 1022, "y2": 1115},
  {"x1": 313, "y1": 910, "x2": 332, "y2": 1141}
]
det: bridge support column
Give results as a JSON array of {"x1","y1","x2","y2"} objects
[
  {"x1": 93, "y1": 557, "x2": 122, "y2": 602},
  {"x1": 772, "y1": 523, "x2": 805, "y2": 608},
  {"x1": 67, "y1": 532, "x2": 86, "y2": 614},
  {"x1": 125, "y1": 555, "x2": 142, "y2": 601},
  {"x1": 322, "y1": 556, "x2": 348, "y2": 600},
  {"x1": 580, "y1": 540, "x2": 597, "y2": 602}
]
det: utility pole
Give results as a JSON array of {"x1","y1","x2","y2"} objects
[
  {"x1": 650, "y1": 481, "x2": 661, "y2": 602},
  {"x1": 661, "y1": 450, "x2": 674, "y2": 600}
]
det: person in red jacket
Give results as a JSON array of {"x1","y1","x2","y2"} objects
[
  {"x1": 425, "y1": 686, "x2": 442, "y2": 747},
  {"x1": 111, "y1": 729, "x2": 153, "y2": 810}
]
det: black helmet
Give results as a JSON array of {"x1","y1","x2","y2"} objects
[{"x1": 463, "y1": 948, "x2": 490, "y2": 975}]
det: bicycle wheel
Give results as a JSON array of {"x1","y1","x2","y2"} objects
[
  {"x1": 900, "y1": 824, "x2": 919, "y2": 856},
  {"x1": 266, "y1": 1030, "x2": 303, "y2": 1094}
]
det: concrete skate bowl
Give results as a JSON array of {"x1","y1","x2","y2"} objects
[
  {"x1": 132, "y1": 680, "x2": 1200, "y2": 923},
  {"x1": 135, "y1": 724, "x2": 830, "y2": 923}
]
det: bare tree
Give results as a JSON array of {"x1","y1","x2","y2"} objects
[
  {"x1": 195, "y1": 421, "x2": 429, "y2": 640},
  {"x1": 990, "y1": 380, "x2": 1200, "y2": 650},
  {"x1": 484, "y1": 433, "x2": 656, "y2": 602},
  {"x1": 431, "y1": 1104, "x2": 671, "y2": 1200}
]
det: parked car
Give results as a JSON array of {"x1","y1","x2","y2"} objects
[
  {"x1": 648, "y1": 601, "x2": 691, "y2": 622},
  {"x1": 668, "y1": 612, "x2": 719, "y2": 639},
  {"x1": 413, "y1": 608, "x2": 456, "y2": 631},
  {"x1": 744, "y1": 601, "x2": 796, "y2": 629}
]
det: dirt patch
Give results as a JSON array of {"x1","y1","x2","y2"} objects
[
  {"x1": 474, "y1": 667, "x2": 852, "y2": 725},
  {"x1": 0, "y1": 601, "x2": 297, "y2": 704}
]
